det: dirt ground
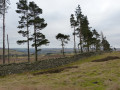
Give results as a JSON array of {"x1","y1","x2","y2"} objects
[{"x1": 92, "y1": 56, "x2": 120, "y2": 62}]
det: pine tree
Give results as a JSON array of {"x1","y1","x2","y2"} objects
[
  {"x1": 70, "y1": 14, "x2": 77, "y2": 54},
  {"x1": 81, "y1": 16, "x2": 92, "y2": 52},
  {"x1": 75, "y1": 5, "x2": 84, "y2": 53},
  {"x1": 16, "y1": 0, "x2": 31, "y2": 62},
  {"x1": 102, "y1": 37, "x2": 111, "y2": 51},
  {"x1": 101, "y1": 32, "x2": 111, "y2": 51},
  {"x1": 31, "y1": 32, "x2": 49, "y2": 54},
  {"x1": 92, "y1": 29, "x2": 101, "y2": 51},
  {"x1": 71, "y1": 5, "x2": 111, "y2": 52},
  {"x1": 56, "y1": 33, "x2": 70, "y2": 56},
  {"x1": 29, "y1": 1, "x2": 49, "y2": 61}
]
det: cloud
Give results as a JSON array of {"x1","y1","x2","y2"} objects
[{"x1": 0, "y1": 0, "x2": 120, "y2": 48}]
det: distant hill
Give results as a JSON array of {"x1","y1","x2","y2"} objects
[
  {"x1": 11, "y1": 48, "x2": 74, "y2": 55},
  {"x1": 0, "y1": 48, "x2": 74, "y2": 56},
  {"x1": 116, "y1": 48, "x2": 120, "y2": 51},
  {"x1": 0, "y1": 48, "x2": 119, "y2": 55},
  {"x1": 0, "y1": 48, "x2": 26, "y2": 55}
]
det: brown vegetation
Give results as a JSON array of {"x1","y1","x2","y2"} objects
[
  {"x1": 33, "y1": 66, "x2": 78, "y2": 75},
  {"x1": 92, "y1": 56, "x2": 120, "y2": 62}
]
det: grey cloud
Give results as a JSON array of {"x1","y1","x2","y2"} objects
[{"x1": 0, "y1": 0, "x2": 120, "y2": 48}]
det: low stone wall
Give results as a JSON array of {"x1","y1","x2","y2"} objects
[{"x1": 0, "y1": 52, "x2": 101, "y2": 76}]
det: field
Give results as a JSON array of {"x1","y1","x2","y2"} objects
[
  {"x1": 0, "y1": 53, "x2": 72, "y2": 64},
  {"x1": 0, "y1": 52, "x2": 120, "y2": 90},
  {"x1": 0, "y1": 49, "x2": 25, "y2": 55},
  {"x1": 0, "y1": 48, "x2": 73, "y2": 64},
  {"x1": 0, "y1": 49, "x2": 26, "y2": 64},
  {"x1": 0, "y1": 50, "x2": 72, "y2": 64}
]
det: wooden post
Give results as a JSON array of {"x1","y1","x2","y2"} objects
[{"x1": 7, "y1": 34, "x2": 10, "y2": 64}]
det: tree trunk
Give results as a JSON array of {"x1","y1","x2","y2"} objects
[
  {"x1": 95, "y1": 44, "x2": 97, "y2": 52},
  {"x1": 73, "y1": 26, "x2": 77, "y2": 54},
  {"x1": 78, "y1": 44, "x2": 80, "y2": 53},
  {"x1": 35, "y1": 45, "x2": 38, "y2": 61},
  {"x1": 87, "y1": 42, "x2": 90, "y2": 52},
  {"x1": 3, "y1": 0, "x2": 6, "y2": 64},
  {"x1": 79, "y1": 31, "x2": 83, "y2": 53},
  {"x1": 27, "y1": 15, "x2": 30, "y2": 62},
  {"x1": 87, "y1": 46, "x2": 89, "y2": 52},
  {"x1": 34, "y1": 25, "x2": 37, "y2": 61},
  {"x1": 61, "y1": 41, "x2": 65, "y2": 56},
  {"x1": 33, "y1": 12, "x2": 37, "y2": 61}
]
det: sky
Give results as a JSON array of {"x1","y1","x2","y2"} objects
[{"x1": 0, "y1": 0, "x2": 120, "y2": 48}]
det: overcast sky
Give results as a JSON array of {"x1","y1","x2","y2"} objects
[{"x1": 0, "y1": 0, "x2": 120, "y2": 48}]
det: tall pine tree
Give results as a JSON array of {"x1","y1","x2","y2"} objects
[
  {"x1": 29, "y1": 1, "x2": 49, "y2": 61},
  {"x1": 75, "y1": 5, "x2": 84, "y2": 53},
  {"x1": 70, "y1": 14, "x2": 77, "y2": 54},
  {"x1": 81, "y1": 16, "x2": 93, "y2": 52},
  {"x1": 92, "y1": 29, "x2": 101, "y2": 51},
  {"x1": 71, "y1": 5, "x2": 111, "y2": 53},
  {"x1": 16, "y1": 0, "x2": 31, "y2": 62}
]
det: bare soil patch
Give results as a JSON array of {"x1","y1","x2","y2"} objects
[
  {"x1": 33, "y1": 66, "x2": 78, "y2": 75},
  {"x1": 92, "y1": 56, "x2": 120, "y2": 62}
]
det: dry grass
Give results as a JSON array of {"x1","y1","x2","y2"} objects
[
  {"x1": 0, "y1": 53, "x2": 72, "y2": 64},
  {"x1": 0, "y1": 52, "x2": 120, "y2": 90}
]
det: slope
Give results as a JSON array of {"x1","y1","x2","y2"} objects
[{"x1": 0, "y1": 52, "x2": 120, "y2": 90}]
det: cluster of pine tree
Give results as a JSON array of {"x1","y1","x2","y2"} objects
[
  {"x1": 70, "y1": 5, "x2": 111, "y2": 54},
  {"x1": 0, "y1": 1, "x2": 112, "y2": 64},
  {"x1": 16, "y1": 0, "x2": 49, "y2": 62}
]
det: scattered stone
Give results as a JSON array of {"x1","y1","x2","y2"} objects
[
  {"x1": 109, "y1": 79, "x2": 112, "y2": 81},
  {"x1": 93, "y1": 81, "x2": 98, "y2": 84}
]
